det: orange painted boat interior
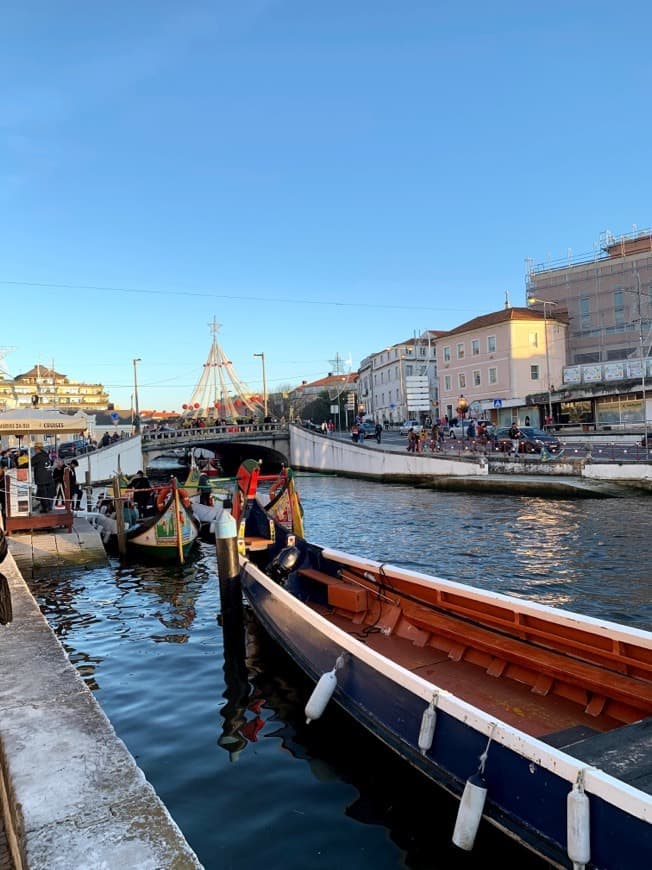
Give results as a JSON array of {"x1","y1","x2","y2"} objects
[{"x1": 296, "y1": 566, "x2": 652, "y2": 740}]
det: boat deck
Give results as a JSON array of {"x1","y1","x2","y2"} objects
[{"x1": 309, "y1": 600, "x2": 652, "y2": 793}]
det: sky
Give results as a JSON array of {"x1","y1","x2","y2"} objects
[{"x1": 2, "y1": 1, "x2": 652, "y2": 412}]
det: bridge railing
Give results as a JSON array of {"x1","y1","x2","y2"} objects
[{"x1": 142, "y1": 422, "x2": 284, "y2": 445}]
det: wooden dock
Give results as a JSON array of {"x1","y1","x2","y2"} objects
[{"x1": 6, "y1": 516, "x2": 107, "y2": 578}]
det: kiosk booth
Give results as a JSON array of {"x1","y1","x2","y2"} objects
[{"x1": 0, "y1": 408, "x2": 88, "y2": 535}]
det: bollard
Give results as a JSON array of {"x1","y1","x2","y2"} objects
[{"x1": 215, "y1": 499, "x2": 241, "y2": 621}]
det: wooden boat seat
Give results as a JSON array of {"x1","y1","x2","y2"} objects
[
  {"x1": 403, "y1": 605, "x2": 652, "y2": 716},
  {"x1": 297, "y1": 567, "x2": 368, "y2": 613},
  {"x1": 245, "y1": 536, "x2": 274, "y2": 551}
]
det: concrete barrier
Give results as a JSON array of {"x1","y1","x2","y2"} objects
[
  {"x1": 72, "y1": 436, "x2": 143, "y2": 485},
  {"x1": 289, "y1": 425, "x2": 487, "y2": 479}
]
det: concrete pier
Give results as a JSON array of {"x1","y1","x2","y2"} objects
[{"x1": 0, "y1": 523, "x2": 202, "y2": 869}]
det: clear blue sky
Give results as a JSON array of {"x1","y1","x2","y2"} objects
[{"x1": 2, "y1": 1, "x2": 651, "y2": 412}]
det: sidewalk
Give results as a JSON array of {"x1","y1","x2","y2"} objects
[{"x1": 0, "y1": 521, "x2": 203, "y2": 869}]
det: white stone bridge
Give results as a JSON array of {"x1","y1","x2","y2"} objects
[{"x1": 142, "y1": 422, "x2": 291, "y2": 474}]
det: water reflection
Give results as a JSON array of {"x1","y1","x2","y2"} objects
[{"x1": 24, "y1": 477, "x2": 652, "y2": 869}]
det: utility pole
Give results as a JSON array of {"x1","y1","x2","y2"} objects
[
  {"x1": 527, "y1": 296, "x2": 557, "y2": 425},
  {"x1": 133, "y1": 358, "x2": 142, "y2": 434},
  {"x1": 253, "y1": 353, "x2": 267, "y2": 418}
]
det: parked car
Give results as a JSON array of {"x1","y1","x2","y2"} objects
[
  {"x1": 399, "y1": 420, "x2": 424, "y2": 435},
  {"x1": 494, "y1": 426, "x2": 562, "y2": 454},
  {"x1": 359, "y1": 421, "x2": 377, "y2": 438},
  {"x1": 447, "y1": 420, "x2": 495, "y2": 439},
  {"x1": 58, "y1": 439, "x2": 94, "y2": 459}
]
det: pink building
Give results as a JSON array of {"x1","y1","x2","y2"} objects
[{"x1": 438, "y1": 307, "x2": 568, "y2": 427}]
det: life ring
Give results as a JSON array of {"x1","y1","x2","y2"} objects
[
  {"x1": 156, "y1": 486, "x2": 172, "y2": 512},
  {"x1": 178, "y1": 488, "x2": 192, "y2": 509}
]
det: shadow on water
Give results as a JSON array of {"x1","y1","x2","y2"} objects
[{"x1": 216, "y1": 610, "x2": 553, "y2": 869}]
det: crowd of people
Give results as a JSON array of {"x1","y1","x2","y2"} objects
[{"x1": 0, "y1": 442, "x2": 83, "y2": 516}]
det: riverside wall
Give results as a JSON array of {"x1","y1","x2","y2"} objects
[
  {"x1": 288, "y1": 424, "x2": 652, "y2": 491},
  {"x1": 289, "y1": 425, "x2": 488, "y2": 480},
  {"x1": 0, "y1": 535, "x2": 203, "y2": 869}
]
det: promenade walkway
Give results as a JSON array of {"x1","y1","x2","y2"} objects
[{"x1": 0, "y1": 520, "x2": 202, "y2": 870}]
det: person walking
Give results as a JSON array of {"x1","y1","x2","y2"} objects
[
  {"x1": 32, "y1": 441, "x2": 54, "y2": 512},
  {"x1": 508, "y1": 422, "x2": 521, "y2": 455},
  {"x1": 68, "y1": 459, "x2": 83, "y2": 510},
  {"x1": 52, "y1": 458, "x2": 66, "y2": 509},
  {"x1": 374, "y1": 422, "x2": 382, "y2": 443}
]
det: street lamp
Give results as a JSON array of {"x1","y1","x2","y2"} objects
[
  {"x1": 132, "y1": 358, "x2": 142, "y2": 434},
  {"x1": 457, "y1": 394, "x2": 468, "y2": 439},
  {"x1": 253, "y1": 352, "x2": 268, "y2": 418},
  {"x1": 527, "y1": 297, "x2": 557, "y2": 426}
]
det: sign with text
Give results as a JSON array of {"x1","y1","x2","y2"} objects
[{"x1": 405, "y1": 376, "x2": 430, "y2": 412}]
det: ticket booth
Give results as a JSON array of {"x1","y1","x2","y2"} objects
[{"x1": 0, "y1": 408, "x2": 87, "y2": 535}]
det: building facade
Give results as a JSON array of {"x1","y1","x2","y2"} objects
[
  {"x1": 0, "y1": 365, "x2": 110, "y2": 412},
  {"x1": 526, "y1": 227, "x2": 652, "y2": 427},
  {"x1": 437, "y1": 307, "x2": 568, "y2": 427},
  {"x1": 358, "y1": 331, "x2": 442, "y2": 426}
]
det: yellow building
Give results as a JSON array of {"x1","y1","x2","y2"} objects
[{"x1": 0, "y1": 364, "x2": 110, "y2": 412}]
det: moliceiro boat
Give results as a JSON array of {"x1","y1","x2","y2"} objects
[
  {"x1": 81, "y1": 477, "x2": 200, "y2": 563},
  {"x1": 231, "y1": 463, "x2": 652, "y2": 868},
  {"x1": 125, "y1": 481, "x2": 199, "y2": 561}
]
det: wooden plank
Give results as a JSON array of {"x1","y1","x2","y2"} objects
[
  {"x1": 566, "y1": 717, "x2": 652, "y2": 791},
  {"x1": 297, "y1": 567, "x2": 368, "y2": 613},
  {"x1": 404, "y1": 605, "x2": 652, "y2": 714},
  {"x1": 244, "y1": 536, "x2": 273, "y2": 551}
]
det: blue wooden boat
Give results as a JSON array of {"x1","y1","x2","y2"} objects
[{"x1": 233, "y1": 463, "x2": 652, "y2": 868}]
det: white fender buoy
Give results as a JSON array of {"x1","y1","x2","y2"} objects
[
  {"x1": 418, "y1": 696, "x2": 438, "y2": 754},
  {"x1": 305, "y1": 669, "x2": 338, "y2": 723},
  {"x1": 567, "y1": 772, "x2": 590, "y2": 868},
  {"x1": 452, "y1": 772, "x2": 487, "y2": 851}
]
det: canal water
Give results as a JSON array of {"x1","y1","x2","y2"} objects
[{"x1": 28, "y1": 476, "x2": 652, "y2": 869}]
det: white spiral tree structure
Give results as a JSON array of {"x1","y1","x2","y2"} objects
[{"x1": 181, "y1": 318, "x2": 263, "y2": 422}]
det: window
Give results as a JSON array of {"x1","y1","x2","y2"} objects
[
  {"x1": 580, "y1": 295, "x2": 591, "y2": 330},
  {"x1": 458, "y1": 373, "x2": 466, "y2": 389},
  {"x1": 471, "y1": 339, "x2": 480, "y2": 356},
  {"x1": 473, "y1": 370, "x2": 481, "y2": 387},
  {"x1": 487, "y1": 335, "x2": 496, "y2": 353},
  {"x1": 529, "y1": 331, "x2": 539, "y2": 348},
  {"x1": 613, "y1": 289, "x2": 625, "y2": 327},
  {"x1": 443, "y1": 346, "x2": 451, "y2": 362},
  {"x1": 530, "y1": 365, "x2": 540, "y2": 381},
  {"x1": 488, "y1": 367, "x2": 497, "y2": 385},
  {"x1": 444, "y1": 375, "x2": 452, "y2": 391},
  {"x1": 456, "y1": 342, "x2": 465, "y2": 360},
  {"x1": 406, "y1": 365, "x2": 413, "y2": 376}
]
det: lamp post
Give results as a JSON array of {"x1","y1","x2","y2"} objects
[
  {"x1": 527, "y1": 297, "x2": 557, "y2": 426},
  {"x1": 253, "y1": 352, "x2": 268, "y2": 418},
  {"x1": 457, "y1": 394, "x2": 468, "y2": 439},
  {"x1": 132, "y1": 358, "x2": 142, "y2": 434}
]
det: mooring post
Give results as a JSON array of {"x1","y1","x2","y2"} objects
[
  {"x1": 84, "y1": 470, "x2": 92, "y2": 513},
  {"x1": 112, "y1": 475, "x2": 127, "y2": 557},
  {"x1": 215, "y1": 498, "x2": 241, "y2": 620}
]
